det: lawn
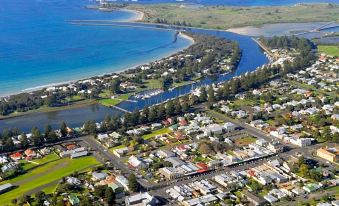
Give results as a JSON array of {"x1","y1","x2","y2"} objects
[
  {"x1": 142, "y1": 127, "x2": 171, "y2": 140},
  {"x1": 98, "y1": 93, "x2": 131, "y2": 107},
  {"x1": 234, "y1": 136, "x2": 257, "y2": 146},
  {"x1": 42, "y1": 183, "x2": 58, "y2": 194},
  {"x1": 68, "y1": 95, "x2": 84, "y2": 102},
  {"x1": 232, "y1": 98, "x2": 256, "y2": 107},
  {"x1": 144, "y1": 79, "x2": 162, "y2": 89},
  {"x1": 318, "y1": 45, "x2": 339, "y2": 57},
  {"x1": 19, "y1": 153, "x2": 60, "y2": 171},
  {"x1": 0, "y1": 156, "x2": 100, "y2": 205},
  {"x1": 98, "y1": 98, "x2": 122, "y2": 106}
]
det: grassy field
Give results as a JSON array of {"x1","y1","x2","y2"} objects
[
  {"x1": 98, "y1": 98, "x2": 122, "y2": 106},
  {"x1": 98, "y1": 93, "x2": 132, "y2": 107},
  {"x1": 234, "y1": 136, "x2": 257, "y2": 146},
  {"x1": 128, "y1": 3, "x2": 339, "y2": 30},
  {"x1": 144, "y1": 79, "x2": 162, "y2": 89},
  {"x1": 318, "y1": 45, "x2": 339, "y2": 56},
  {"x1": 0, "y1": 156, "x2": 99, "y2": 205},
  {"x1": 142, "y1": 127, "x2": 171, "y2": 140},
  {"x1": 19, "y1": 153, "x2": 60, "y2": 171}
]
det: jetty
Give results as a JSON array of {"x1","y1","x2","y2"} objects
[
  {"x1": 110, "y1": 105, "x2": 131, "y2": 113},
  {"x1": 252, "y1": 38, "x2": 279, "y2": 60},
  {"x1": 68, "y1": 20, "x2": 177, "y2": 31}
]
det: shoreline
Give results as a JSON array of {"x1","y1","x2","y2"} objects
[
  {"x1": 0, "y1": 9, "x2": 193, "y2": 98},
  {"x1": 0, "y1": 31, "x2": 196, "y2": 119},
  {"x1": 120, "y1": 9, "x2": 144, "y2": 22}
]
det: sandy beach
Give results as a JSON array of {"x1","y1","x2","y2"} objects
[
  {"x1": 5, "y1": 31, "x2": 195, "y2": 98},
  {"x1": 179, "y1": 32, "x2": 195, "y2": 44},
  {"x1": 120, "y1": 9, "x2": 144, "y2": 22}
]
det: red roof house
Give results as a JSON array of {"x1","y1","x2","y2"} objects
[
  {"x1": 24, "y1": 149, "x2": 36, "y2": 157},
  {"x1": 10, "y1": 152, "x2": 22, "y2": 161},
  {"x1": 179, "y1": 119, "x2": 188, "y2": 126}
]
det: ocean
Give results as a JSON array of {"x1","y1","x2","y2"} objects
[
  {"x1": 0, "y1": 0, "x2": 192, "y2": 96},
  {"x1": 1, "y1": 0, "x2": 338, "y2": 96}
]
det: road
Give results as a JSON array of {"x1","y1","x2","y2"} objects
[
  {"x1": 205, "y1": 109, "x2": 275, "y2": 142},
  {"x1": 81, "y1": 135, "x2": 154, "y2": 189}
]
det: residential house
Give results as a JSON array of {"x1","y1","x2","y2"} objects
[
  {"x1": 125, "y1": 192, "x2": 159, "y2": 206},
  {"x1": 68, "y1": 194, "x2": 80, "y2": 205},
  {"x1": 10, "y1": 152, "x2": 22, "y2": 161},
  {"x1": 92, "y1": 172, "x2": 108, "y2": 181},
  {"x1": 113, "y1": 147, "x2": 129, "y2": 158},
  {"x1": 115, "y1": 175, "x2": 129, "y2": 191},
  {"x1": 317, "y1": 147, "x2": 339, "y2": 163},
  {"x1": 128, "y1": 156, "x2": 146, "y2": 169},
  {"x1": 242, "y1": 190, "x2": 268, "y2": 206}
]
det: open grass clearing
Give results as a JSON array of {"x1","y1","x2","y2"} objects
[
  {"x1": 0, "y1": 156, "x2": 100, "y2": 205},
  {"x1": 318, "y1": 45, "x2": 339, "y2": 57},
  {"x1": 144, "y1": 79, "x2": 162, "y2": 89},
  {"x1": 98, "y1": 93, "x2": 132, "y2": 107},
  {"x1": 234, "y1": 136, "x2": 257, "y2": 147},
  {"x1": 19, "y1": 153, "x2": 60, "y2": 171},
  {"x1": 142, "y1": 127, "x2": 171, "y2": 140},
  {"x1": 98, "y1": 98, "x2": 122, "y2": 106}
]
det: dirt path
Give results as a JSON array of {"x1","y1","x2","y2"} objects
[{"x1": 13, "y1": 161, "x2": 69, "y2": 186}]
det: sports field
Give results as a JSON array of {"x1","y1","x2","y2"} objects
[
  {"x1": 318, "y1": 45, "x2": 339, "y2": 57},
  {"x1": 0, "y1": 156, "x2": 100, "y2": 205}
]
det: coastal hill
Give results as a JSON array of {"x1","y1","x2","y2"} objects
[{"x1": 126, "y1": 3, "x2": 339, "y2": 30}]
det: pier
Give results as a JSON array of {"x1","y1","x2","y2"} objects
[
  {"x1": 252, "y1": 38, "x2": 279, "y2": 60},
  {"x1": 110, "y1": 105, "x2": 131, "y2": 113}
]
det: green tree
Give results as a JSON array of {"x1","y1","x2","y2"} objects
[
  {"x1": 35, "y1": 191, "x2": 45, "y2": 206},
  {"x1": 166, "y1": 101, "x2": 175, "y2": 117},
  {"x1": 44, "y1": 124, "x2": 52, "y2": 138},
  {"x1": 148, "y1": 107, "x2": 157, "y2": 122},
  {"x1": 128, "y1": 174, "x2": 139, "y2": 192},
  {"x1": 31, "y1": 127, "x2": 43, "y2": 146},
  {"x1": 94, "y1": 185, "x2": 107, "y2": 198},
  {"x1": 105, "y1": 187, "x2": 115, "y2": 205},
  {"x1": 60, "y1": 122, "x2": 68, "y2": 137},
  {"x1": 199, "y1": 87, "x2": 207, "y2": 102},
  {"x1": 207, "y1": 86, "x2": 216, "y2": 102}
]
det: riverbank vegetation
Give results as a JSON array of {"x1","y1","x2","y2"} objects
[{"x1": 125, "y1": 3, "x2": 339, "y2": 30}]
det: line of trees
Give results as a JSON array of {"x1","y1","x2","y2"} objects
[
  {"x1": 154, "y1": 18, "x2": 192, "y2": 27},
  {"x1": 0, "y1": 122, "x2": 71, "y2": 153}
]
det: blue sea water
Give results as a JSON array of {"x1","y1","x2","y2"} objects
[{"x1": 0, "y1": 0, "x2": 192, "y2": 96}]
